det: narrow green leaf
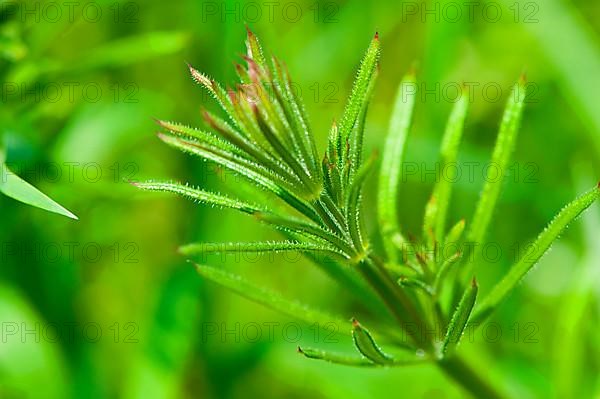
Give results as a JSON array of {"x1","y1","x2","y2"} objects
[
  {"x1": 434, "y1": 91, "x2": 469, "y2": 244},
  {"x1": 157, "y1": 133, "x2": 321, "y2": 222},
  {"x1": 159, "y1": 132, "x2": 291, "y2": 191},
  {"x1": 299, "y1": 346, "x2": 426, "y2": 367},
  {"x1": 433, "y1": 252, "x2": 462, "y2": 295},
  {"x1": 133, "y1": 181, "x2": 263, "y2": 214},
  {"x1": 473, "y1": 184, "x2": 600, "y2": 324},
  {"x1": 348, "y1": 72, "x2": 376, "y2": 182},
  {"x1": 254, "y1": 212, "x2": 353, "y2": 256},
  {"x1": 201, "y1": 110, "x2": 302, "y2": 186},
  {"x1": 423, "y1": 194, "x2": 438, "y2": 250},
  {"x1": 188, "y1": 65, "x2": 238, "y2": 128},
  {"x1": 0, "y1": 164, "x2": 78, "y2": 220},
  {"x1": 245, "y1": 27, "x2": 268, "y2": 70},
  {"x1": 298, "y1": 347, "x2": 376, "y2": 367},
  {"x1": 398, "y1": 277, "x2": 434, "y2": 296},
  {"x1": 445, "y1": 219, "x2": 465, "y2": 247},
  {"x1": 351, "y1": 318, "x2": 395, "y2": 365},
  {"x1": 155, "y1": 119, "x2": 242, "y2": 155},
  {"x1": 272, "y1": 57, "x2": 320, "y2": 177},
  {"x1": 179, "y1": 240, "x2": 341, "y2": 257},
  {"x1": 194, "y1": 264, "x2": 349, "y2": 332},
  {"x1": 338, "y1": 34, "x2": 381, "y2": 168},
  {"x1": 378, "y1": 72, "x2": 417, "y2": 262},
  {"x1": 467, "y1": 79, "x2": 526, "y2": 247},
  {"x1": 346, "y1": 152, "x2": 377, "y2": 249},
  {"x1": 442, "y1": 278, "x2": 478, "y2": 356}
]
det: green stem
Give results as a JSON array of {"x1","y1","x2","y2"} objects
[
  {"x1": 360, "y1": 255, "x2": 432, "y2": 350},
  {"x1": 437, "y1": 356, "x2": 504, "y2": 399}
]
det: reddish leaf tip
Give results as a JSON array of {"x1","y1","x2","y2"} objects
[
  {"x1": 471, "y1": 277, "x2": 478, "y2": 288},
  {"x1": 519, "y1": 71, "x2": 528, "y2": 85},
  {"x1": 374, "y1": 31, "x2": 379, "y2": 40}
]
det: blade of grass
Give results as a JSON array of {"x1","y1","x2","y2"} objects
[
  {"x1": 378, "y1": 72, "x2": 417, "y2": 262},
  {"x1": 466, "y1": 78, "x2": 527, "y2": 250},
  {"x1": 179, "y1": 240, "x2": 342, "y2": 257},
  {"x1": 157, "y1": 133, "x2": 321, "y2": 222},
  {"x1": 346, "y1": 152, "x2": 377, "y2": 249},
  {"x1": 0, "y1": 164, "x2": 78, "y2": 220},
  {"x1": 472, "y1": 184, "x2": 600, "y2": 324},
  {"x1": 133, "y1": 181, "x2": 264, "y2": 214},
  {"x1": 337, "y1": 33, "x2": 381, "y2": 171},
  {"x1": 434, "y1": 91, "x2": 469, "y2": 244}
]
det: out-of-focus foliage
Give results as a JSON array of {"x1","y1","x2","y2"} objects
[{"x1": 1, "y1": 1, "x2": 599, "y2": 398}]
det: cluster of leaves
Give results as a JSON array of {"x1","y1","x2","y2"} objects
[{"x1": 139, "y1": 29, "x2": 599, "y2": 397}]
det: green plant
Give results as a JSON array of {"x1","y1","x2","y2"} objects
[
  {"x1": 137, "y1": 29, "x2": 599, "y2": 398},
  {"x1": 0, "y1": 139, "x2": 77, "y2": 219}
]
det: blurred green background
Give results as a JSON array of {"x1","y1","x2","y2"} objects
[{"x1": 1, "y1": 0, "x2": 599, "y2": 398}]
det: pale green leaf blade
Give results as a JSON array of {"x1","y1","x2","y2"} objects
[
  {"x1": 337, "y1": 34, "x2": 381, "y2": 166},
  {"x1": 473, "y1": 184, "x2": 600, "y2": 324},
  {"x1": 133, "y1": 181, "x2": 264, "y2": 215},
  {"x1": 467, "y1": 79, "x2": 527, "y2": 247},
  {"x1": 351, "y1": 318, "x2": 395, "y2": 365},
  {"x1": 298, "y1": 347, "x2": 377, "y2": 367},
  {"x1": 442, "y1": 278, "x2": 478, "y2": 356},
  {"x1": 378, "y1": 72, "x2": 417, "y2": 261},
  {"x1": 179, "y1": 240, "x2": 341, "y2": 257},
  {"x1": 434, "y1": 91, "x2": 469, "y2": 244},
  {"x1": 0, "y1": 165, "x2": 77, "y2": 220}
]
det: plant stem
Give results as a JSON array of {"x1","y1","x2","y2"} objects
[
  {"x1": 437, "y1": 355, "x2": 504, "y2": 399},
  {"x1": 360, "y1": 255, "x2": 433, "y2": 350}
]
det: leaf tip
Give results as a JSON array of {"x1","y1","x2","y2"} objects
[
  {"x1": 471, "y1": 277, "x2": 478, "y2": 288},
  {"x1": 407, "y1": 62, "x2": 419, "y2": 79},
  {"x1": 66, "y1": 211, "x2": 79, "y2": 220},
  {"x1": 374, "y1": 31, "x2": 379, "y2": 41},
  {"x1": 245, "y1": 24, "x2": 255, "y2": 38},
  {"x1": 519, "y1": 71, "x2": 527, "y2": 85}
]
